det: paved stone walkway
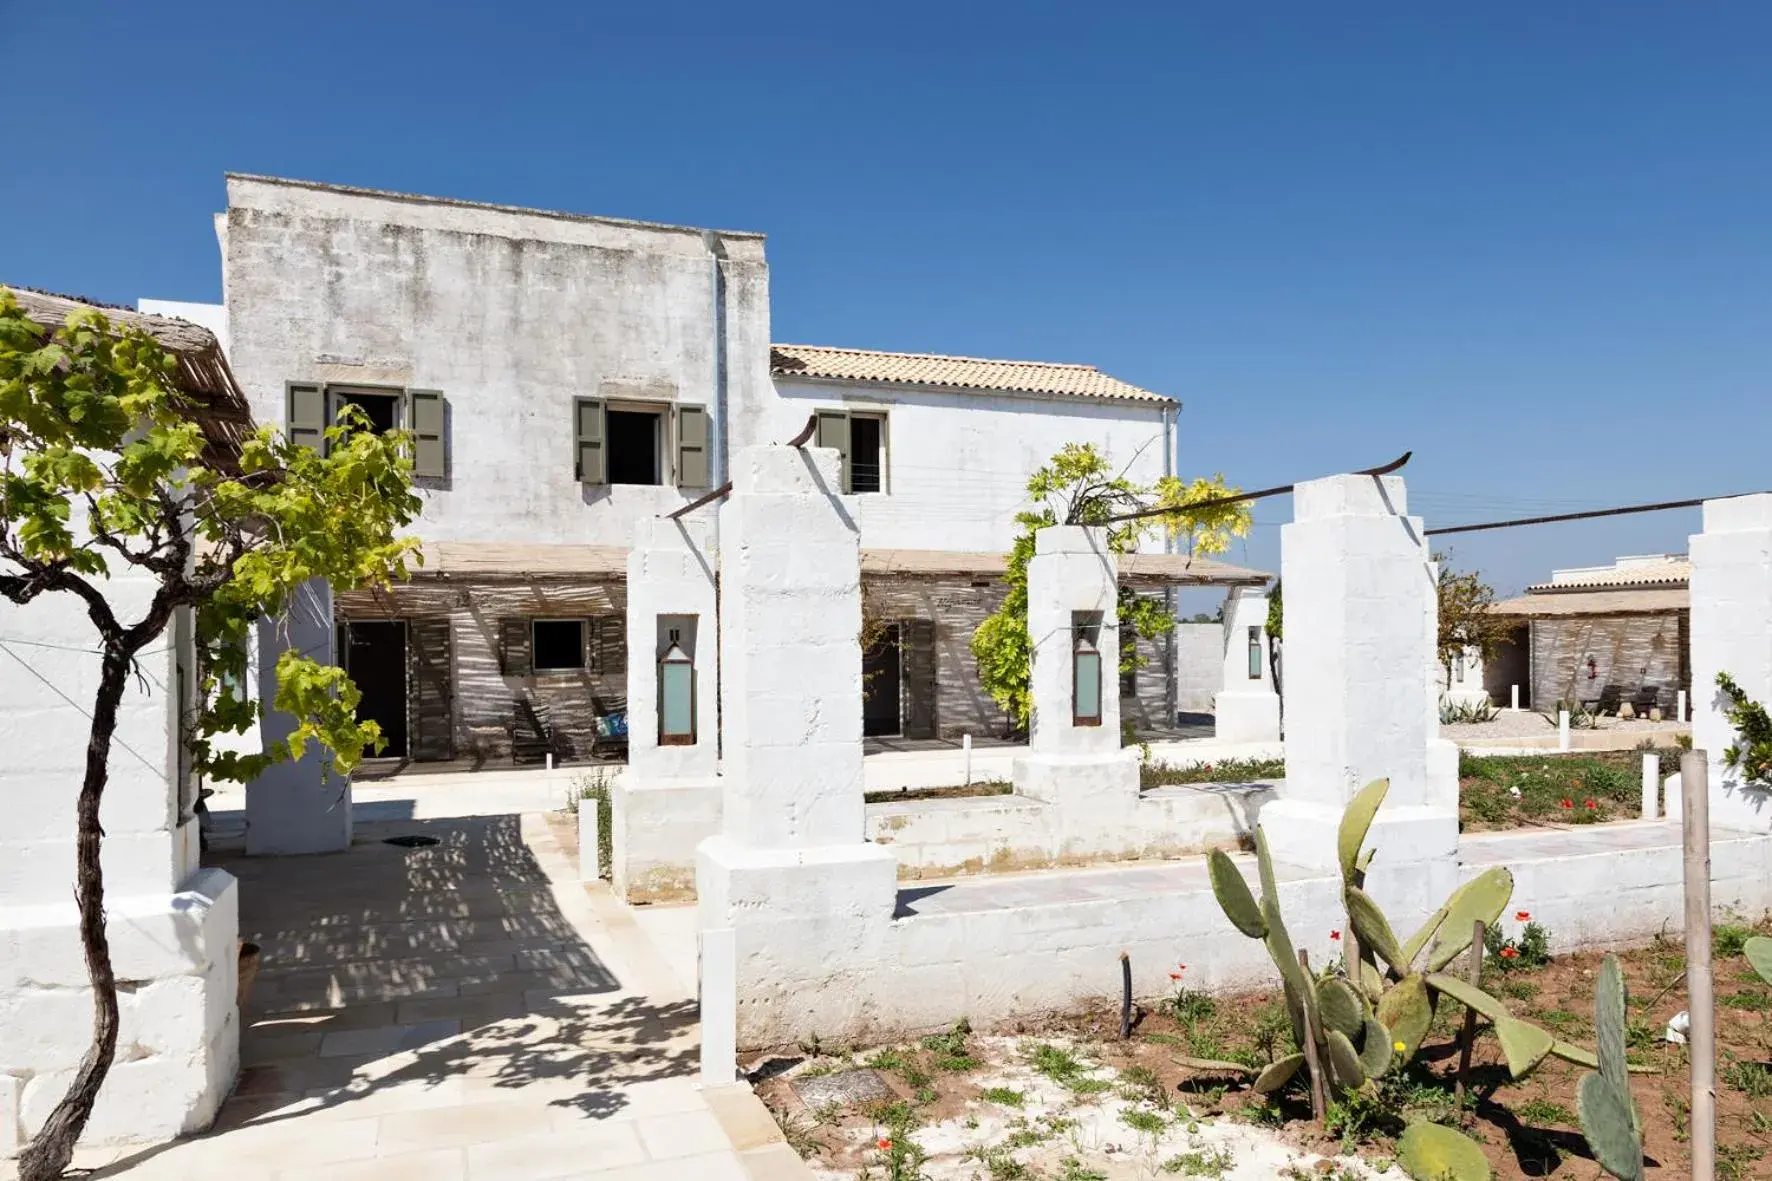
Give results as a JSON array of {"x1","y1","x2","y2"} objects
[{"x1": 22, "y1": 811, "x2": 804, "y2": 1180}]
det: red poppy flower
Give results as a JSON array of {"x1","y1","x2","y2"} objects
[
  {"x1": 1169, "y1": 971, "x2": 1183, "y2": 981},
  {"x1": 1559, "y1": 798, "x2": 1573, "y2": 809},
  {"x1": 1584, "y1": 799, "x2": 1597, "y2": 811},
  {"x1": 1500, "y1": 947, "x2": 1519, "y2": 960},
  {"x1": 1330, "y1": 931, "x2": 1342, "y2": 941},
  {"x1": 1515, "y1": 911, "x2": 1531, "y2": 922},
  {"x1": 879, "y1": 1138, "x2": 892, "y2": 1150}
]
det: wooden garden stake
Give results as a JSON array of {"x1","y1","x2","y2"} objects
[
  {"x1": 1681, "y1": 750, "x2": 1716, "y2": 1181},
  {"x1": 1298, "y1": 949, "x2": 1327, "y2": 1123},
  {"x1": 1119, "y1": 952, "x2": 1133, "y2": 1040},
  {"x1": 1454, "y1": 918, "x2": 1485, "y2": 1108}
]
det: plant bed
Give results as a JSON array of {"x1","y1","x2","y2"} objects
[
  {"x1": 1141, "y1": 757, "x2": 1287, "y2": 790},
  {"x1": 1458, "y1": 749, "x2": 1688, "y2": 832},
  {"x1": 865, "y1": 781, "x2": 1016, "y2": 805},
  {"x1": 756, "y1": 1021, "x2": 1382, "y2": 1180},
  {"x1": 756, "y1": 916, "x2": 1772, "y2": 1180}
]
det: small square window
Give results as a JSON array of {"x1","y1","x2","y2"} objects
[{"x1": 532, "y1": 619, "x2": 587, "y2": 671}]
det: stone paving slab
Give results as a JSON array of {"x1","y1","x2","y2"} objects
[{"x1": 3, "y1": 812, "x2": 811, "y2": 1180}]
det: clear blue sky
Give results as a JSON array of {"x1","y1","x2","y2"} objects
[{"x1": 6, "y1": 2, "x2": 1768, "y2": 593}]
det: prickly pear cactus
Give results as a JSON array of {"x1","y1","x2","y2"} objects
[
  {"x1": 1746, "y1": 934, "x2": 1772, "y2": 985},
  {"x1": 1577, "y1": 955, "x2": 1644, "y2": 1181},
  {"x1": 1396, "y1": 1121, "x2": 1492, "y2": 1181}
]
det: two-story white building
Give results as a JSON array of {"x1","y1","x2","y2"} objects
[{"x1": 155, "y1": 173, "x2": 1265, "y2": 764}]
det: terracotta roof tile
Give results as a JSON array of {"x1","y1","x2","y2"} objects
[{"x1": 771, "y1": 344, "x2": 1172, "y2": 405}]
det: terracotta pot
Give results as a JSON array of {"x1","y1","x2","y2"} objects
[{"x1": 237, "y1": 941, "x2": 262, "y2": 1011}]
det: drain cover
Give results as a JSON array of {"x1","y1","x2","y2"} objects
[{"x1": 382, "y1": 835, "x2": 440, "y2": 848}]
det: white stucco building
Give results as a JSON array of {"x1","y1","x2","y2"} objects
[{"x1": 145, "y1": 173, "x2": 1264, "y2": 773}]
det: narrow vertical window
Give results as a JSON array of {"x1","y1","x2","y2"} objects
[
  {"x1": 1454, "y1": 650, "x2": 1466, "y2": 682},
  {"x1": 1248, "y1": 625, "x2": 1262, "y2": 680},
  {"x1": 659, "y1": 627, "x2": 695, "y2": 745},
  {"x1": 1072, "y1": 611, "x2": 1103, "y2": 726}
]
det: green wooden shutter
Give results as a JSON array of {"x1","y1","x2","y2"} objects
[
  {"x1": 287, "y1": 382, "x2": 327, "y2": 453},
  {"x1": 676, "y1": 405, "x2": 709, "y2": 488},
  {"x1": 596, "y1": 615, "x2": 627, "y2": 676},
  {"x1": 407, "y1": 389, "x2": 446, "y2": 478},
  {"x1": 815, "y1": 410, "x2": 851, "y2": 492},
  {"x1": 575, "y1": 398, "x2": 605, "y2": 484},
  {"x1": 409, "y1": 617, "x2": 454, "y2": 761},
  {"x1": 499, "y1": 618, "x2": 531, "y2": 676}
]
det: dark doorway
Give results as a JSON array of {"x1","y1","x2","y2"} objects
[
  {"x1": 346, "y1": 621, "x2": 409, "y2": 758},
  {"x1": 863, "y1": 623, "x2": 902, "y2": 738}
]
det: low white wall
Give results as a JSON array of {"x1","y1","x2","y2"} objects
[
  {"x1": 869, "y1": 783, "x2": 1273, "y2": 879},
  {"x1": 611, "y1": 777, "x2": 721, "y2": 902},
  {"x1": 725, "y1": 823, "x2": 1772, "y2": 1048}
]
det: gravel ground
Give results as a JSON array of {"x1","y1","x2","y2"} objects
[{"x1": 1441, "y1": 711, "x2": 1689, "y2": 741}]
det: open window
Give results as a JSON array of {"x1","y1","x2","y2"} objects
[
  {"x1": 574, "y1": 399, "x2": 710, "y2": 488},
  {"x1": 531, "y1": 619, "x2": 588, "y2": 672},
  {"x1": 285, "y1": 382, "x2": 445, "y2": 478},
  {"x1": 814, "y1": 409, "x2": 888, "y2": 494}
]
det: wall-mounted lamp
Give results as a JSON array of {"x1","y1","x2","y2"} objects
[
  {"x1": 1247, "y1": 625, "x2": 1262, "y2": 680},
  {"x1": 1072, "y1": 612, "x2": 1103, "y2": 727},
  {"x1": 659, "y1": 627, "x2": 695, "y2": 745}
]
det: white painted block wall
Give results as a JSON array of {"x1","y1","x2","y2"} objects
[
  {"x1": 1689, "y1": 493, "x2": 1772, "y2": 832},
  {"x1": 0, "y1": 544, "x2": 237, "y2": 1155},
  {"x1": 1214, "y1": 586, "x2": 1280, "y2": 742}
]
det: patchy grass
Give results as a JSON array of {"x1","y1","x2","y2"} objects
[
  {"x1": 1457, "y1": 749, "x2": 1686, "y2": 831},
  {"x1": 1142, "y1": 757, "x2": 1286, "y2": 789},
  {"x1": 864, "y1": 779, "x2": 1014, "y2": 805}
]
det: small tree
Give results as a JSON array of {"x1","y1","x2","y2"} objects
[
  {"x1": 0, "y1": 294, "x2": 420, "y2": 1180},
  {"x1": 970, "y1": 443, "x2": 1250, "y2": 732},
  {"x1": 1434, "y1": 554, "x2": 1511, "y2": 681}
]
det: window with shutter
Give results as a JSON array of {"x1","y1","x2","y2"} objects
[
  {"x1": 287, "y1": 382, "x2": 327, "y2": 453},
  {"x1": 815, "y1": 410, "x2": 851, "y2": 491},
  {"x1": 676, "y1": 405, "x2": 709, "y2": 488},
  {"x1": 407, "y1": 390, "x2": 446, "y2": 478},
  {"x1": 574, "y1": 398, "x2": 606, "y2": 484}
]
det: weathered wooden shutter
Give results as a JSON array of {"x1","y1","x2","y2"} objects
[
  {"x1": 595, "y1": 615, "x2": 627, "y2": 675},
  {"x1": 901, "y1": 618, "x2": 938, "y2": 739},
  {"x1": 498, "y1": 618, "x2": 531, "y2": 676},
  {"x1": 287, "y1": 382, "x2": 327, "y2": 453},
  {"x1": 408, "y1": 617, "x2": 454, "y2": 761},
  {"x1": 574, "y1": 398, "x2": 605, "y2": 484},
  {"x1": 815, "y1": 410, "x2": 851, "y2": 492},
  {"x1": 676, "y1": 404, "x2": 709, "y2": 488},
  {"x1": 407, "y1": 389, "x2": 446, "y2": 478}
]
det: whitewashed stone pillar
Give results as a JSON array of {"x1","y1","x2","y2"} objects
[
  {"x1": 1214, "y1": 586, "x2": 1280, "y2": 743},
  {"x1": 1689, "y1": 493, "x2": 1772, "y2": 833},
  {"x1": 1, "y1": 567, "x2": 237, "y2": 1155},
  {"x1": 1012, "y1": 526, "x2": 1141, "y2": 810},
  {"x1": 611, "y1": 516, "x2": 722, "y2": 901},
  {"x1": 246, "y1": 578, "x2": 349, "y2": 854},
  {"x1": 696, "y1": 445, "x2": 895, "y2": 1047},
  {"x1": 1261, "y1": 474, "x2": 1459, "y2": 913}
]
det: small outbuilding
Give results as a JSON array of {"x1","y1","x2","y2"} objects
[{"x1": 1488, "y1": 554, "x2": 1689, "y2": 715}]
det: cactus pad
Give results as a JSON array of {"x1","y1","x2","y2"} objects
[
  {"x1": 1207, "y1": 848, "x2": 1266, "y2": 939},
  {"x1": 1578, "y1": 1072, "x2": 1645, "y2": 1181},
  {"x1": 1357, "y1": 1013, "x2": 1394, "y2": 1080},
  {"x1": 1251, "y1": 1052, "x2": 1305, "y2": 1095},
  {"x1": 1325, "y1": 1028, "x2": 1365, "y2": 1091},
  {"x1": 1746, "y1": 935, "x2": 1772, "y2": 985},
  {"x1": 1345, "y1": 885, "x2": 1405, "y2": 971},
  {"x1": 1378, "y1": 974, "x2": 1433, "y2": 1061},
  {"x1": 1397, "y1": 1122, "x2": 1492, "y2": 1181},
  {"x1": 1428, "y1": 867, "x2": 1514, "y2": 971},
  {"x1": 1494, "y1": 1015, "x2": 1554, "y2": 1079},
  {"x1": 1338, "y1": 777, "x2": 1390, "y2": 880},
  {"x1": 1318, "y1": 978, "x2": 1365, "y2": 1039}
]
